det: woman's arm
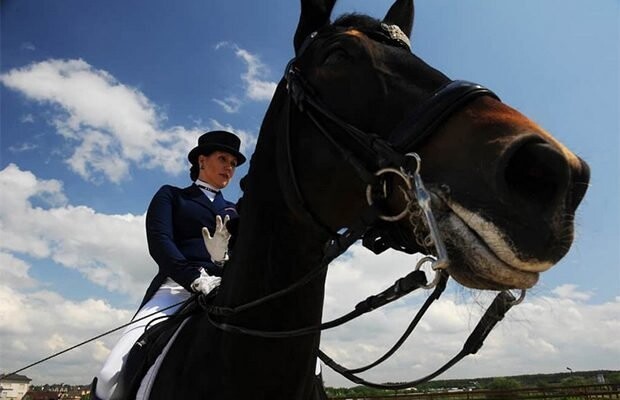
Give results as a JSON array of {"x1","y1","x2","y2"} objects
[{"x1": 145, "y1": 185, "x2": 204, "y2": 292}]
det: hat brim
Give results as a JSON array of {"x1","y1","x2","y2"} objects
[{"x1": 188, "y1": 144, "x2": 246, "y2": 166}]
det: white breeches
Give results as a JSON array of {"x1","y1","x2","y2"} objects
[{"x1": 95, "y1": 281, "x2": 191, "y2": 400}]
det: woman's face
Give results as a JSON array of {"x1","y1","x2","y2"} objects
[{"x1": 198, "y1": 151, "x2": 238, "y2": 189}]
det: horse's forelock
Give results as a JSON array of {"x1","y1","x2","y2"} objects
[{"x1": 333, "y1": 13, "x2": 382, "y2": 31}]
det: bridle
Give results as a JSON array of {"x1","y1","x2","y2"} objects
[
  {"x1": 202, "y1": 23, "x2": 526, "y2": 389},
  {"x1": 281, "y1": 26, "x2": 501, "y2": 255}
]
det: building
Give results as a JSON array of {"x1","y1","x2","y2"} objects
[
  {"x1": 21, "y1": 392, "x2": 61, "y2": 400},
  {"x1": 24, "y1": 384, "x2": 90, "y2": 400},
  {"x1": 0, "y1": 373, "x2": 32, "y2": 400}
]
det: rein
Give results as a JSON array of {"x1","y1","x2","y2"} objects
[{"x1": 319, "y1": 290, "x2": 519, "y2": 390}]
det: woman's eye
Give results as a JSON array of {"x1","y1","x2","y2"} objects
[{"x1": 323, "y1": 48, "x2": 350, "y2": 65}]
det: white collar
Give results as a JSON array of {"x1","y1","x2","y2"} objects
[{"x1": 194, "y1": 179, "x2": 219, "y2": 201}]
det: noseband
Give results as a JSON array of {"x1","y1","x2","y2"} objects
[{"x1": 203, "y1": 24, "x2": 524, "y2": 390}]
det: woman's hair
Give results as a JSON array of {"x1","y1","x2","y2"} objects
[
  {"x1": 190, "y1": 163, "x2": 199, "y2": 181},
  {"x1": 190, "y1": 150, "x2": 216, "y2": 180}
]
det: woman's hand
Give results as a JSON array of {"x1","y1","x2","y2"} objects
[
  {"x1": 191, "y1": 272, "x2": 221, "y2": 295},
  {"x1": 202, "y1": 215, "x2": 231, "y2": 266}
]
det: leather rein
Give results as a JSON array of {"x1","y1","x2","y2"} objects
[{"x1": 201, "y1": 25, "x2": 525, "y2": 389}]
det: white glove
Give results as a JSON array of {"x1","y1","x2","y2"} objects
[
  {"x1": 202, "y1": 215, "x2": 231, "y2": 266},
  {"x1": 190, "y1": 271, "x2": 221, "y2": 295}
]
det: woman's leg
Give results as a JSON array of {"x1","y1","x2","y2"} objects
[{"x1": 94, "y1": 286, "x2": 190, "y2": 400}]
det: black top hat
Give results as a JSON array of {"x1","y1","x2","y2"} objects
[{"x1": 187, "y1": 130, "x2": 246, "y2": 166}]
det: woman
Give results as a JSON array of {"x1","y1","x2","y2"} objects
[{"x1": 93, "y1": 130, "x2": 246, "y2": 400}]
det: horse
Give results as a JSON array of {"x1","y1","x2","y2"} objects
[{"x1": 116, "y1": 0, "x2": 590, "y2": 398}]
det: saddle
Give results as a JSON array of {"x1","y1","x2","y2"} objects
[
  {"x1": 109, "y1": 295, "x2": 204, "y2": 400},
  {"x1": 107, "y1": 290, "x2": 329, "y2": 400}
]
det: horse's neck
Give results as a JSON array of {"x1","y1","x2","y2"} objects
[
  {"x1": 219, "y1": 97, "x2": 329, "y2": 328},
  {"x1": 222, "y1": 188, "x2": 328, "y2": 315},
  {"x1": 200, "y1": 90, "x2": 327, "y2": 398}
]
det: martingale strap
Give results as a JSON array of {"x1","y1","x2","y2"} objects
[{"x1": 318, "y1": 290, "x2": 517, "y2": 390}]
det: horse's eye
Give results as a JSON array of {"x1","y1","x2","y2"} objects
[{"x1": 322, "y1": 48, "x2": 351, "y2": 66}]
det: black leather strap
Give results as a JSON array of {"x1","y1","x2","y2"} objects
[
  {"x1": 390, "y1": 80, "x2": 500, "y2": 152},
  {"x1": 318, "y1": 289, "x2": 516, "y2": 390},
  {"x1": 204, "y1": 265, "x2": 428, "y2": 338}
]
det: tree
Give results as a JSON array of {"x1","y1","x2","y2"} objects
[
  {"x1": 560, "y1": 375, "x2": 589, "y2": 387},
  {"x1": 484, "y1": 377, "x2": 522, "y2": 400},
  {"x1": 485, "y1": 377, "x2": 522, "y2": 391},
  {"x1": 606, "y1": 372, "x2": 620, "y2": 384}
]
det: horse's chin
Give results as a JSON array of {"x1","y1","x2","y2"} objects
[{"x1": 437, "y1": 199, "x2": 545, "y2": 290}]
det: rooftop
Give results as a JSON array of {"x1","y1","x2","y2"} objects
[{"x1": 0, "y1": 373, "x2": 32, "y2": 383}]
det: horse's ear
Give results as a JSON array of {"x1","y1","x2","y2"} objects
[
  {"x1": 294, "y1": 0, "x2": 337, "y2": 53},
  {"x1": 383, "y1": 0, "x2": 414, "y2": 37}
]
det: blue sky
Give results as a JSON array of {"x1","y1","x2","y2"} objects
[{"x1": 1, "y1": 0, "x2": 618, "y2": 387}]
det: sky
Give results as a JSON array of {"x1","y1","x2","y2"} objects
[{"x1": 1, "y1": 0, "x2": 618, "y2": 389}]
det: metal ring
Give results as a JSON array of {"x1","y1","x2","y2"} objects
[
  {"x1": 508, "y1": 289, "x2": 527, "y2": 305},
  {"x1": 414, "y1": 256, "x2": 443, "y2": 289},
  {"x1": 404, "y1": 152, "x2": 422, "y2": 175},
  {"x1": 365, "y1": 167, "x2": 413, "y2": 222}
]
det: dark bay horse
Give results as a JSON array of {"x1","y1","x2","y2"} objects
[{"x1": 136, "y1": 0, "x2": 590, "y2": 398}]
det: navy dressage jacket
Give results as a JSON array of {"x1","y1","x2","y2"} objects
[{"x1": 139, "y1": 183, "x2": 237, "y2": 309}]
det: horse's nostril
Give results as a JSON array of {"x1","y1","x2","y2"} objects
[{"x1": 504, "y1": 142, "x2": 570, "y2": 210}]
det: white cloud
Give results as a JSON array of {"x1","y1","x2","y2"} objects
[
  {"x1": 0, "y1": 165, "x2": 154, "y2": 383},
  {"x1": 65, "y1": 129, "x2": 131, "y2": 183},
  {"x1": 235, "y1": 46, "x2": 277, "y2": 101},
  {"x1": 319, "y1": 245, "x2": 620, "y2": 386},
  {"x1": 1, "y1": 59, "x2": 260, "y2": 183},
  {"x1": 212, "y1": 43, "x2": 277, "y2": 112},
  {"x1": 21, "y1": 113, "x2": 35, "y2": 123},
  {"x1": 1, "y1": 243, "x2": 617, "y2": 386},
  {"x1": 21, "y1": 42, "x2": 36, "y2": 51},
  {"x1": 0, "y1": 252, "x2": 38, "y2": 289},
  {"x1": 214, "y1": 41, "x2": 229, "y2": 51},
  {"x1": 212, "y1": 96, "x2": 243, "y2": 114},
  {"x1": 0, "y1": 59, "x2": 203, "y2": 183},
  {"x1": 8, "y1": 142, "x2": 38, "y2": 153},
  {"x1": 0, "y1": 283, "x2": 132, "y2": 384},
  {"x1": 0, "y1": 164, "x2": 152, "y2": 296},
  {"x1": 552, "y1": 283, "x2": 593, "y2": 301},
  {"x1": 0, "y1": 167, "x2": 616, "y2": 387}
]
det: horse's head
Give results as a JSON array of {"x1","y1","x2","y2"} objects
[{"x1": 279, "y1": 0, "x2": 590, "y2": 291}]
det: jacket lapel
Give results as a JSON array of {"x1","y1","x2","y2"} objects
[
  {"x1": 183, "y1": 184, "x2": 217, "y2": 212},
  {"x1": 183, "y1": 184, "x2": 231, "y2": 214}
]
